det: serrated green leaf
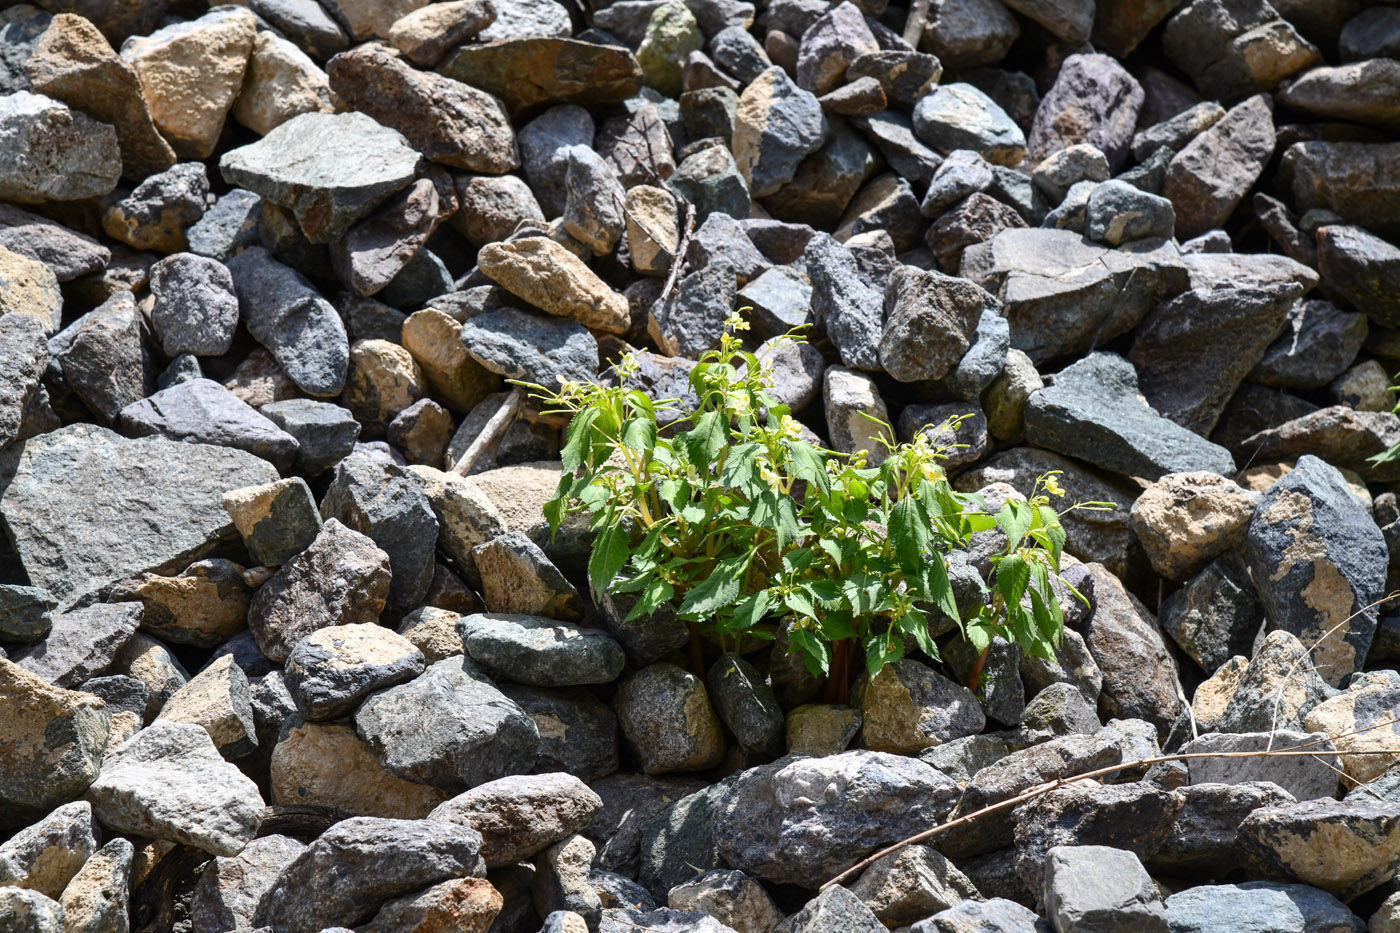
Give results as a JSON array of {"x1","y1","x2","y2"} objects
[
  {"x1": 588, "y1": 521, "x2": 631, "y2": 596},
  {"x1": 890, "y1": 496, "x2": 932, "y2": 567},
  {"x1": 560, "y1": 409, "x2": 599, "y2": 472},
  {"x1": 677, "y1": 555, "x2": 748, "y2": 618},
  {"x1": 996, "y1": 552, "x2": 1030, "y2": 608},
  {"x1": 864, "y1": 634, "x2": 903, "y2": 678},
  {"x1": 783, "y1": 590, "x2": 818, "y2": 621},
  {"x1": 620, "y1": 417, "x2": 657, "y2": 453},
  {"x1": 995, "y1": 500, "x2": 1033, "y2": 550}
]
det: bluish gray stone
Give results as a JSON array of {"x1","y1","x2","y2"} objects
[
  {"x1": 1042, "y1": 845, "x2": 1168, "y2": 933},
  {"x1": 942, "y1": 308, "x2": 1008, "y2": 401},
  {"x1": 354, "y1": 655, "x2": 539, "y2": 793},
  {"x1": 638, "y1": 777, "x2": 734, "y2": 900},
  {"x1": 457, "y1": 613, "x2": 625, "y2": 688},
  {"x1": 913, "y1": 83, "x2": 1025, "y2": 166},
  {"x1": 1024, "y1": 352, "x2": 1235, "y2": 480},
  {"x1": 1163, "y1": 882, "x2": 1363, "y2": 933},
  {"x1": 1181, "y1": 732, "x2": 1339, "y2": 802},
  {"x1": 0, "y1": 311, "x2": 46, "y2": 447},
  {"x1": 670, "y1": 144, "x2": 751, "y2": 222},
  {"x1": 517, "y1": 105, "x2": 595, "y2": 218},
  {"x1": 284, "y1": 623, "x2": 425, "y2": 721},
  {"x1": 707, "y1": 653, "x2": 783, "y2": 756},
  {"x1": 185, "y1": 188, "x2": 261, "y2": 261},
  {"x1": 8, "y1": 603, "x2": 141, "y2": 688},
  {"x1": 912, "y1": 898, "x2": 1049, "y2": 933},
  {"x1": 805, "y1": 233, "x2": 882, "y2": 370},
  {"x1": 0, "y1": 585, "x2": 54, "y2": 643},
  {"x1": 258, "y1": 398, "x2": 361, "y2": 475},
  {"x1": 219, "y1": 111, "x2": 419, "y2": 243},
  {"x1": 1085, "y1": 180, "x2": 1175, "y2": 245},
  {"x1": 1245, "y1": 455, "x2": 1387, "y2": 687},
  {"x1": 119, "y1": 378, "x2": 300, "y2": 473},
  {"x1": 1159, "y1": 556, "x2": 1262, "y2": 674},
  {"x1": 733, "y1": 66, "x2": 826, "y2": 199},
  {"x1": 225, "y1": 247, "x2": 349, "y2": 397},
  {"x1": 879, "y1": 264, "x2": 996, "y2": 383},
  {"x1": 321, "y1": 453, "x2": 438, "y2": 613}
]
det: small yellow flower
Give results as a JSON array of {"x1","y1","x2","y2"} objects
[
  {"x1": 1044, "y1": 476, "x2": 1065, "y2": 497},
  {"x1": 724, "y1": 311, "x2": 750, "y2": 333},
  {"x1": 780, "y1": 414, "x2": 801, "y2": 439}
]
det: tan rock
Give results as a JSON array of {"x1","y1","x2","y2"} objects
[
  {"x1": 407, "y1": 465, "x2": 507, "y2": 571},
  {"x1": 270, "y1": 718, "x2": 447, "y2": 818},
  {"x1": 389, "y1": 0, "x2": 496, "y2": 67},
  {"x1": 853, "y1": 658, "x2": 985, "y2": 753},
  {"x1": 109, "y1": 559, "x2": 251, "y2": 649},
  {"x1": 0, "y1": 244, "x2": 63, "y2": 335},
  {"x1": 0, "y1": 659, "x2": 110, "y2": 829},
  {"x1": 1129, "y1": 471, "x2": 1261, "y2": 581},
  {"x1": 847, "y1": 844, "x2": 979, "y2": 928},
  {"x1": 1304, "y1": 678, "x2": 1400, "y2": 787},
  {"x1": 342, "y1": 338, "x2": 426, "y2": 435},
  {"x1": 1237, "y1": 461, "x2": 1373, "y2": 510},
  {"x1": 468, "y1": 460, "x2": 561, "y2": 535},
  {"x1": 402, "y1": 308, "x2": 500, "y2": 413},
  {"x1": 1191, "y1": 654, "x2": 1248, "y2": 732},
  {"x1": 155, "y1": 655, "x2": 256, "y2": 758},
  {"x1": 25, "y1": 13, "x2": 176, "y2": 181},
  {"x1": 625, "y1": 185, "x2": 679, "y2": 275},
  {"x1": 362, "y1": 877, "x2": 503, "y2": 933},
  {"x1": 121, "y1": 7, "x2": 257, "y2": 159},
  {"x1": 1332, "y1": 359, "x2": 1396, "y2": 413},
  {"x1": 232, "y1": 31, "x2": 333, "y2": 137},
  {"x1": 109, "y1": 633, "x2": 189, "y2": 722},
  {"x1": 477, "y1": 237, "x2": 630, "y2": 334},
  {"x1": 223, "y1": 347, "x2": 302, "y2": 408},
  {"x1": 396, "y1": 606, "x2": 466, "y2": 664},
  {"x1": 321, "y1": 0, "x2": 431, "y2": 41},
  {"x1": 58, "y1": 838, "x2": 131, "y2": 933},
  {"x1": 103, "y1": 711, "x2": 142, "y2": 756},
  {"x1": 785, "y1": 704, "x2": 862, "y2": 757}
]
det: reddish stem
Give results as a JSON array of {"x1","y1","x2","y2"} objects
[
  {"x1": 687, "y1": 621, "x2": 705, "y2": 680},
  {"x1": 966, "y1": 645, "x2": 989, "y2": 692},
  {"x1": 823, "y1": 639, "x2": 853, "y2": 706}
]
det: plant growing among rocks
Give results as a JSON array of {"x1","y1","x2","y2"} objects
[{"x1": 529, "y1": 316, "x2": 1100, "y2": 702}]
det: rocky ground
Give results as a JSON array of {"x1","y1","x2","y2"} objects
[{"x1": 3, "y1": 0, "x2": 1400, "y2": 931}]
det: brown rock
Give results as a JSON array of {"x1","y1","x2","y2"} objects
[
  {"x1": 1129, "y1": 472, "x2": 1261, "y2": 581},
  {"x1": 233, "y1": 31, "x2": 334, "y2": 136},
  {"x1": 154, "y1": 654, "x2": 257, "y2": 758},
  {"x1": 452, "y1": 173, "x2": 544, "y2": 247},
  {"x1": 401, "y1": 308, "x2": 500, "y2": 413},
  {"x1": 109, "y1": 559, "x2": 251, "y2": 648},
  {"x1": 436, "y1": 38, "x2": 642, "y2": 113},
  {"x1": 120, "y1": 6, "x2": 256, "y2": 159},
  {"x1": 271, "y1": 718, "x2": 448, "y2": 818},
  {"x1": 342, "y1": 338, "x2": 426, "y2": 436},
  {"x1": 477, "y1": 237, "x2": 630, "y2": 334},
  {"x1": 361, "y1": 877, "x2": 503, "y2": 933},
  {"x1": 1082, "y1": 563, "x2": 1183, "y2": 738},
  {"x1": 25, "y1": 13, "x2": 176, "y2": 181},
  {"x1": 389, "y1": 0, "x2": 496, "y2": 67},
  {"x1": 1164, "y1": 94, "x2": 1274, "y2": 239},
  {"x1": 332, "y1": 178, "x2": 446, "y2": 297},
  {"x1": 328, "y1": 42, "x2": 518, "y2": 174}
]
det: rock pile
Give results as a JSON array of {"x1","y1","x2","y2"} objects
[{"x1": 3, "y1": 0, "x2": 1400, "y2": 930}]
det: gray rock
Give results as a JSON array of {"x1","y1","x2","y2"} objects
[
  {"x1": 0, "y1": 203, "x2": 109, "y2": 283},
  {"x1": 225, "y1": 246, "x2": 349, "y2": 396},
  {"x1": 1029, "y1": 54, "x2": 1142, "y2": 170},
  {"x1": 1033, "y1": 144, "x2": 1110, "y2": 205},
  {"x1": 0, "y1": 888, "x2": 64, "y2": 933},
  {"x1": 80, "y1": 676, "x2": 147, "y2": 722},
  {"x1": 913, "y1": 83, "x2": 1025, "y2": 166},
  {"x1": 1012, "y1": 782, "x2": 1183, "y2": 892},
  {"x1": 321, "y1": 452, "x2": 438, "y2": 613},
  {"x1": 118, "y1": 378, "x2": 300, "y2": 473},
  {"x1": 601, "y1": 907, "x2": 740, "y2": 933},
  {"x1": 1216, "y1": 630, "x2": 1333, "y2": 735},
  {"x1": 912, "y1": 898, "x2": 1048, "y2": 933},
  {"x1": 1181, "y1": 732, "x2": 1339, "y2": 802},
  {"x1": 1235, "y1": 406, "x2": 1400, "y2": 481},
  {"x1": 1085, "y1": 180, "x2": 1175, "y2": 246},
  {"x1": 49, "y1": 291, "x2": 155, "y2": 425},
  {"x1": 284, "y1": 623, "x2": 425, "y2": 720},
  {"x1": 733, "y1": 66, "x2": 826, "y2": 198},
  {"x1": 0, "y1": 424, "x2": 276, "y2": 610},
  {"x1": 1128, "y1": 283, "x2": 1301, "y2": 436},
  {"x1": 564, "y1": 145, "x2": 626, "y2": 256},
  {"x1": 148, "y1": 252, "x2": 239, "y2": 357},
  {"x1": 0, "y1": 800, "x2": 96, "y2": 900},
  {"x1": 709, "y1": 24, "x2": 771, "y2": 84},
  {"x1": 247, "y1": 0, "x2": 349, "y2": 59},
  {"x1": 1163, "y1": 881, "x2": 1364, "y2": 933},
  {"x1": 879, "y1": 264, "x2": 997, "y2": 383},
  {"x1": 0, "y1": 584, "x2": 54, "y2": 643},
  {"x1": 459, "y1": 307, "x2": 598, "y2": 390},
  {"x1": 1025, "y1": 353, "x2": 1235, "y2": 479},
  {"x1": 963, "y1": 227, "x2": 1188, "y2": 364},
  {"x1": 918, "y1": 0, "x2": 1018, "y2": 70},
  {"x1": 0, "y1": 91, "x2": 119, "y2": 203},
  {"x1": 85, "y1": 720, "x2": 263, "y2": 855},
  {"x1": 707, "y1": 653, "x2": 784, "y2": 757},
  {"x1": 851, "y1": 110, "x2": 944, "y2": 186},
  {"x1": 639, "y1": 778, "x2": 734, "y2": 900},
  {"x1": 99, "y1": 162, "x2": 209, "y2": 253},
  {"x1": 1282, "y1": 141, "x2": 1400, "y2": 241},
  {"x1": 1238, "y1": 798, "x2": 1400, "y2": 901},
  {"x1": 1081, "y1": 563, "x2": 1183, "y2": 737},
  {"x1": 219, "y1": 111, "x2": 420, "y2": 243},
  {"x1": 671, "y1": 144, "x2": 751, "y2": 222},
  {"x1": 1158, "y1": 556, "x2": 1263, "y2": 674},
  {"x1": 1250, "y1": 299, "x2": 1366, "y2": 391},
  {"x1": 648, "y1": 255, "x2": 736, "y2": 358},
  {"x1": 499, "y1": 685, "x2": 619, "y2": 783},
  {"x1": 458, "y1": 613, "x2": 625, "y2": 688},
  {"x1": 779, "y1": 885, "x2": 883, "y2": 932},
  {"x1": 1317, "y1": 224, "x2": 1400, "y2": 328},
  {"x1": 1150, "y1": 781, "x2": 1296, "y2": 878},
  {"x1": 585, "y1": 772, "x2": 710, "y2": 877},
  {"x1": 1245, "y1": 455, "x2": 1386, "y2": 687},
  {"x1": 430, "y1": 772, "x2": 602, "y2": 868},
  {"x1": 939, "y1": 734, "x2": 1123, "y2": 860},
  {"x1": 0, "y1": 312, "x2": 46, "y2": 447},
  {"x1": 848, "y1": 843, "x2": 980, "y2": 927},
  {"x1": 259, "y1": 398, "x2": 361, "y2": 475},
  {"x1": 189, "y1": 834, "x2": 306, "y2": 933},
  {"x1": 667, "y1": 868, "x2": 781, "y2": 933},
  {"x1": 1043, "y1": 845, "x2": 1168, "y2": 933},
  {"x1": 0, "y1": 6, "x2": 51, "y2": 95},
  {"x1": 247, "y1": 518, "x2": 393, "y2": 663},
  {"x1": 1164, "y1": 94, "x2": 1274, "y2": 240},
  {"x1": 186, "y1": 187, "x2": 261, "y2": 261},
  {"x1": 534, "y1": 833, "x2": 603, "y2": 926},
  {"x1": 943, "y1": 309, "x2": 1009, "y2": 400},
  {"x1": 921, "y1": 148, "x2": 994, "y2": 216},
  {"x1": 253, "y1": 816, "x2": 486, "y2": 933},
  {"x1": 354, "y1": 655, "x2": 539, "y2": 792},
  {"x1": 712, "y1": 750, "x2": 960, "y2": 888},
  {"x1": 8, "y1": 602, "x2": 140, "y2": 689},
  {"x1": 517, "y1": 105, "x2": 595, "y2": 219},
  {"x1": 1131, "y1": 100, "x2": 1225, "y2": 163},
  {"x1": 221, "y1": 477, "x2": 322, "y2": 568},
  {"x1": 614, "y1": 663, "x2": 726, "y2": 775},
  {"x1": 805, "y1": 233, "x2": 883, "y2": 370}
]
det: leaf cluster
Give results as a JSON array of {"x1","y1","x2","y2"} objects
[{"x1": 526, "y1": 318, "x2": 1095, "y2": 684}]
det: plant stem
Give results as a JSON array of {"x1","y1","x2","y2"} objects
[
  {"x1": 823, "y1": 639, "x2": 853, "y2": 706},
  {"x1": 966, "y1": 645, "x2": 989, "y2": 691}
]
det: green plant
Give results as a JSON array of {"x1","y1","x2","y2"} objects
[
  {"x1": 1370, "y1": 372, "x2": 1400, "y2": 468},
  {"x1": 524, "y1": 316, "x2": 1101, "y2": 701}
]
